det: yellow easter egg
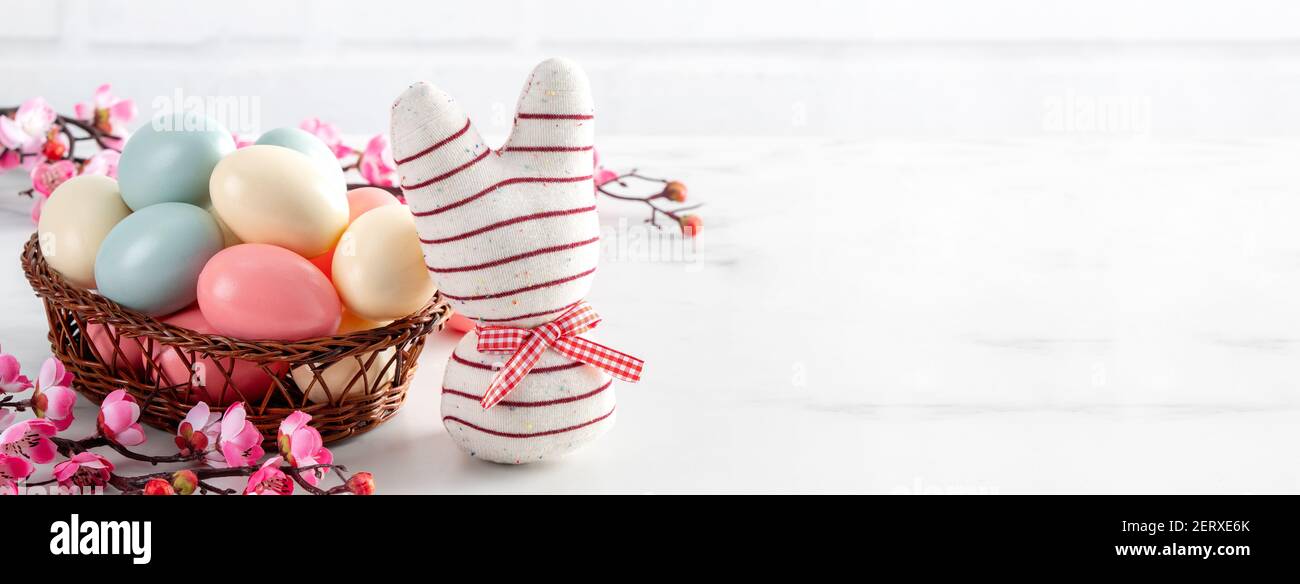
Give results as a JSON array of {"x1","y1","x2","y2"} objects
[
  {"x1": 292, "y1": 348, "x2": 396, "y2": 404},
  {"x1": 332, "y1": 205, "x2": 436, "y2": 321},
  {"x1": 37, "y1": 175, "x2": 132, "y2": 289},
  {"x1": 209, "y1": 145, "x2": 347, "y2": 257}
]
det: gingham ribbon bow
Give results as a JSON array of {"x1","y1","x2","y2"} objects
[{"x1": 475, "y1": 302, "x2": 644, "y2": 409}]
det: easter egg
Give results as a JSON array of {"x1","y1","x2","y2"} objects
[
  {"x1": 346, "y1": 187, "x2": 400, "y2": 222},
  {"x1": 197, "y1": 243, "x2": 342, "y2": 341},
  {"x1": 332, "y1": 205, "x2": 436, "y2": 322},
  {"x1": 338, "y1": 309, "x2": 390, "y2": 334},
  {"x1": 36, "y1": 175, "x2": 131, "y2": 289},
  {"x1": 206, "y1": 206, "x2": 242, "y2": 248},
  {"x1": 446, "y1": 313, "x2": 476, "y2": 334},
  {"x1": 309, "y1": 249, "x2": 334, "y2": 280},
  {"x1": 117, "y1": 113, "x2": 235, "y2": 210},
  {"x1": 209, "y1": 145, "x2": 348, "y2": 257},
  {"x1": 255, "y1": 127, "x2": 347, "y2": 192},
  {"x1": 86, "y1": 323, "x2": 145, "y2": 375},
  {"x1": 292, "y1": 347, "x2": 396, "y2": 404},
  {"x1": 152, "y1": 305, "x2": 284, "y2": 406},
  {"x1": 95, "y1": 203, "x2": 223, "y2": 317}
]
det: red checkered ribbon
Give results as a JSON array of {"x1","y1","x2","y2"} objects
[{"x1": 475, "y1": 302, "x2": 644, "y2": 409}]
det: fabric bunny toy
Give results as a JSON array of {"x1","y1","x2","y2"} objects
[{"x1": 390, "y1": 58, "x2": 642, "y2": 464}]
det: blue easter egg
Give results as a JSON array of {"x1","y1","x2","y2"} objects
[
  {"x1": 255, "y1": 127, "x2": 347, "y2": 192},
  {"x1": 117, "y1": 113, "x2": 235, "y2": 211},
  {"x1": 94, "y1": 203, "x2": 224, "y2": 317}
]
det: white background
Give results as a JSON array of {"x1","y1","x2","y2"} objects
[{"x1": 2, "y1": 1, "x2": 1299, "y2": 493}]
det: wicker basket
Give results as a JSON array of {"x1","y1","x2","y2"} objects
[{"x1": 20, "y1": 233, "x2": 450, "y2": 444}]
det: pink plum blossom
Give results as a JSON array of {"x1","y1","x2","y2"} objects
[
  {"x1": 593, "y1": 148, "x2": 618, "y2": 190},
  {"x1": 0, "y1": 149, "x2": 19, "y2": 171},
  {"x1": 97, "y1": 389, "x2": 145, "y2": 446},
  {"x1": 53, "y1": 451, "x2": 114, "y2": 489},
  {"x1": 80, "y1": 149, "x2": 120, "y2": 178},
  {"x1": 207, "y1": 402, "x2": 264, "y2": 468},
  {"x1": 0, "y1": 419, "x2": 58, "y2": 464},
  {"x1": 31, "y1": 357, "x2": 77, "y2": 431},
  {"x1": 299, "y1": 118, "x2": 353, "y2": 159},
  {"x1": 30, "y1": 194, "x2": 47, "y2": 225},
  {"x1": 0, "y1": 350, "x2": 32, "y2": 394},
  {"x1": 278, "y1": 411, "x2": 332, "y2": 485},
  {"x1": 358, "y1": 134, "x2": 396, "y2": 187},
  {"x1": 0, "y1": 97, "x2": 56, "y2": 151},
  {"x1": 0, "y1": 454, "x2": 34, "y2": 495},
  {"x1": 243, "y1": 457, "x2": 292, "y2": 495},
  {"x1": 74, "y1": 84, "x2": 136, "y2": 138},
  {"x1": 30, "y1": 159, "x2": 75, "y2": 196},
  {"x1": 32, "y1": 386, "x2": 76, "y2": 432},
  {"x1": 231, "y1": 132, "x2": 256, "y2": 149},
  {"x1": 175, "y1": 401, "x2": 220, "y2": 457}
]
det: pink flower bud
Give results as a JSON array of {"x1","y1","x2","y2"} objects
[
  {"x1": 346, "y1": 472, "x2": 375, "y2": 495},
  {"x1": 172, "y1": 470, "x2": 198, "y2": 496},
  {"x1": 143, "y1": 478, "x2": 175, "y2": 495}
]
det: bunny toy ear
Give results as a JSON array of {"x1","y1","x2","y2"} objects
[
  {"x1": 499, "y1": 58, "x2": 595, "y2": 177},
  {"x1": 389, "y1": 82, "x2": 493, "y2": 212}
]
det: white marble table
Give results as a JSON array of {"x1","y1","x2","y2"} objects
[{"x1": 3, "y1": 136, "x2": 1299, "y2": 493}]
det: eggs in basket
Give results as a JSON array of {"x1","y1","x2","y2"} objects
[{"x1": 35, "y1": 113, "x2": 436, "y2": 405}]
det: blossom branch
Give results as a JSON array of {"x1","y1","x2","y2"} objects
[{"x1": 596, "y1": 170, "x2": 701, "y2": 236}]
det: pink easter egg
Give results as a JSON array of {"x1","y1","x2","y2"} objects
[
  {"x1": 153, "y1": 305, "x2": 286, "y2": 406},
  {"x1": 86, "y1": 323, "x2": 145, "y2": 375},
  {"x1": 197, "y1": 243, "x2": 342, "y2": 341},
  {"x1": 347, "y1": 187, "x2": 400, "y2": 222},
  {"x1": 446, "y1": 313, "x2": 475, "y2": 334}
]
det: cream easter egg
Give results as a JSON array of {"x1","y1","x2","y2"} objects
[
  {"x1": 209, "y1": 145, "x2": 347, "y2": 257},
  {"x1": 338, "y1": 309, "x2": 390, "y2": 334},
  {"x1": 292, "y1": 347, "x2": 396, "y2": 404},
  {"x1": 332, "y1": 205, "x2": 436, "y2": 322},
  {"x1": 37, "y1": 175, "x2": 132, "y2": 289}
]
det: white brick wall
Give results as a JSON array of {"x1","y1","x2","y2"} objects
[{"x1": 3, "y1": 0, "x2": 1300, "y2": 138}]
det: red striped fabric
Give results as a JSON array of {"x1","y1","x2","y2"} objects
[
  {"x1": 395, "y1": 119, "x2": 472, "y2": 165},
  {"x1": 462, "y1": 300, "x2": 585, "y2": 324},
  {"x1": 502, "y1": 145, "x2": 594, "y2": 153},
  {"x1": 441, "y1": 379, "x2": 612, "y2": 407},
  {"x1": 516, "y1": 113, "x2": 593, "y2": 120},
  {"x1": 410, "y1": 175, "x2": 593, "y2": 217},
  {"x1": 443, "y1": 406, "x2": 615, "y2": 438},
  {"x1": 440, "y1": 267, "x2": 597, "y2": 302},
  {"x1": 419, "y1": 205, "x2": 596, "y2": 245},
  {"x1": 400, "y1": 148, "x2": 492, "y2": 190},
  {"x1": 451, "y1": 352, "x2": 585, "y2": 373},
  {"x1": 428, "y1": 237, "x2": 600, "y2": 273}
]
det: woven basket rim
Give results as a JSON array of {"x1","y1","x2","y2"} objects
[{"x1": 20, "y1": 232, "x2": 449, "y2": 360}]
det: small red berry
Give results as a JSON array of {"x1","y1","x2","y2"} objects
[
  {"x1": 664, "y1": 181, "x2": 687, "y2": 203},
  {"x1": 346, "y1": 472, "x2": 376, "y2": 495},
  {"x1": 679, "y1": 214, "x2": 702, "y2": 238},
  {"x1": 143, "y1": 478, "x2": 176, "y2": 496}
]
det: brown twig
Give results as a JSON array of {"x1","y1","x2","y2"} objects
[{"x1": 596, "y1": 170, "x2": 700, "y2": 231}]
